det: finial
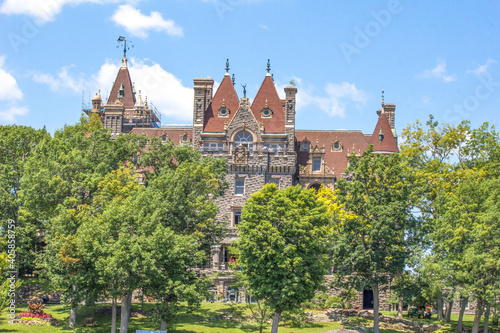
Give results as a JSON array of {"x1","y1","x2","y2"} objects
[
  {"x1": 381, "y1": 90, "x2": 385, "y2": 107},
  {"x1": 232, "y1": 74, "x2": 235, "y2": 85},
  {"x1": 271, "y1": 74, "x2": 274, "y2": 82},
  {"x1": 117, "y1": 36, "x2": 133, "y2": 58},
  {"x1": 241, "y1": 84, "x2": 247, "y2": 98},
  {"x1": 266, "y1": 58, "x2": 271, "y2": 73},
  {"x1": 225, "y1": 58, "x2": 230, "y2": 73}
]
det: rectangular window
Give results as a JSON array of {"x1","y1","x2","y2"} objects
[
  {"x1": 312, "y1": 158, "x2": 321, "y2": 172},
  {"x1": 235, "y1": 178, "x2": 245, "y2": 195},
  {"x1": 233, "y1": 210, "x2": 241, "y2": 226},
  {"x1": 203, "y1": 142, "x2": 223, "y2": 153},
  {"x1": 264, "y1": 143, "x2": 285, "y2": 154}
]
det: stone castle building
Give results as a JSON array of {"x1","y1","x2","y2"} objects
[{"x1": 86, "y1": 53, "x2": 399, "y2": 307}]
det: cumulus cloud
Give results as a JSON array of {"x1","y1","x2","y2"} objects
[
  {"x1": 417, "y1": 62, "x2": 456, "y2": 83},
  {"x1": 111, "y1": 4, "x2": 183, "y2": 38},
  {"x1": 0, "y1": 55, "x2": 28, "y2": 123},
  {"x1": 276, "y1": 78, "x2": 366, "y2": 118},
  {"x1": 467, "y1": 59, "x2": 496, "y2": 76},
  {"x1": 32, "y1": 65, "x2": 84, "y2": 93},
  {"x1": 30, "y1": 57, "x2": 193, "y2": 122},
  {"x1": 0, "y1": 0, "x2": 123, "y2": 24}
]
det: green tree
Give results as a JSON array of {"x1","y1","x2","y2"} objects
[
  {"x1": 20, "y1": 115, "x2": 142, "y2": 326},
  {"x1": 237, "y1": 184, "x2": 331, "y2": 333},
  {"x1": 0, "y1": 125, "x2": 49, "y2": 275},
  {"x1": 332, "y1": 146, "x2": 419, "y2": 333}
]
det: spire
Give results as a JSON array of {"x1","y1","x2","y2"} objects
[{"x1": 266, "y1": 58, "x2": 271, "y2": 75}]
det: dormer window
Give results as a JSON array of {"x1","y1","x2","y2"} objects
[
  {"x1": 218, "y1": 99, "x2": 230, "y2": 117},
  {"x1": 162, "y1": 135, "x2": 167, "y2": 143},
  {"x1": 118, "y1": 82, "x2": 124, "y2": 99},
  {"x1": 300, "y1": 139, "x2": 311, "y2": 152},
  {"x1": 219, "y1": 108, "x2": 228, "y2": 117},
  {"x1": 312, "y1": 158, "x2": 321, "y2": 172},
  {"x1": 261, "y1": 99, "x2": 272, "y2": 118},
  {"x1": 331, "y1": 140, "x2": 343, "y2": 152},
  {"x1": 182, "y1": 135, "x2": 189, "y2": 142}
]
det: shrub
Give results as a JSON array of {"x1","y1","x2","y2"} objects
[
  {"x1": 325, "y1": 296, "x2": 343, "y2": 309},
  {"x1": 19, "y1": 312, "x2": 52, "y2": 319},
  {"x1": 27, "y1": 301, "x2": 45, "y2": 315}
]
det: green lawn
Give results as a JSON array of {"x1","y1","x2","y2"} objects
[
  {"x1": 4, "y1": 303, "x2": 499, "y2": 333},
  {"x1": 4, "y1": 278, "x2": 497, "y2": 333}
]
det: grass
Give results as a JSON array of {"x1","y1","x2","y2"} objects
[
  {"x1": 4, "y1": 304, "x2": 499, "y2": 333},
  {"x1": 4, "y1": 279, "x2": 497, "y2": 333}
]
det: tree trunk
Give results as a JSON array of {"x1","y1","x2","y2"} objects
[
  {"x1": 271, "y1": 311, "x2": 281, "y2": 333},
  {"x1": 68, "y1": 306, "x2": 77, "y2": 327},
  {"x1": 111, "y1": 296, "x2": 117, "y2": 333},
  {"x1": 472, "y1": 299, "x2": 484, "y2": 333},
  {"x1": 397, "y1": 296, "x2": 403, "y2": 319},
  {"x1": 68, "y1": 285, "x2": 78, "y2": 327},
  {"x1": 160, "y1": 320, "x2": 166, "y2": 330},
  {"x1": 437, "y1": 296, "x2": 444, "y2": 321},
  {"x1": 483, "y1": 303, "x2": 490, "y2": 333},
  {"x1": 457, "y1": 297, "x2": 468, "y2": 333},
  {"x1": 373, "y1": 282, "x2": 380, "y2": 333},
  {"x1": 446, "y1": 299, "x2": 454, "y2": 322},
  {"x1": 119, "y1": 293, "x2": 133, "y2": 333}
]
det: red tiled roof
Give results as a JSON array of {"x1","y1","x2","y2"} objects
[
  {"x1": 251, "y1": 75, "x2": 285, "y2": 133},
  {"x1": 203, "y1": 75, "x2": 239, "y2": 132},
  {"x1": 107, "y1": 62, "x2": 135, "y2": 108},
  {"x1": 295, "y1": 130, "x2": 370, "y2": 176},
  {"x1": 131, "y1": 127, "x2": 192, "y2": 145},
  {"x1": 369, "y1": 113, "x2": 399, "y2": 153}
]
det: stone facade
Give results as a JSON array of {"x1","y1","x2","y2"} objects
[{"x1": 94, "y1": 57, "x2": 400, "y2": 306}]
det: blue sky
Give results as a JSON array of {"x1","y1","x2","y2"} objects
[{"x1": 1, "y1": 0, "x2": 499, "y2": 137}]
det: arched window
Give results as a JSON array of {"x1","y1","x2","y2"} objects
[{"x1": 234, "y1": 130, "x2": 254, "y2": 153}]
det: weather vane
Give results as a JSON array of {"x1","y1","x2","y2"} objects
[
  {"x1": 241, "y1": 84, "x2": 247, "y2": 98},
  {"x1": 226, "y1": 58, "x2": 230, "y2": 73},
  {"x1": 117, "y1": 36, "x2": 133, "y2": 58},
  {"x1": 266, "y1": 58, "x2": 271, "y2": 73}
]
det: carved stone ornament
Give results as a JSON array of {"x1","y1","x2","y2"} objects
[{"x1": 233, "y1": 144, "x2": 248, "y2": 164}]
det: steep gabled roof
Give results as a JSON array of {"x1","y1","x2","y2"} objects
[
  {"x1": 369, "y1": 112, "x2": 399, "y2": 153},
  {"x1": 250, "y1": 74, "x2": 285, "y2": 133},
  {"x1": 203, "y1": 74, "x2": 240, "y2": 132},
  {"x1": 107, "y1": 57, "x2": 135, "y2": 108}
]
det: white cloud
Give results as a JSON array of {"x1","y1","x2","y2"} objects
[
  {"x1": 0, "y1": 55, "x2": 28, "y2": 123},
  {"x1": 32, "y1": 65, "x2": 84, "y2": 93},
  {"x1": 259, "y1": 24, "x2": 269, "y2": 30},
  {"x1": 111, "y1": 4, "x2": 183, "y2": 38},
  {"x1": 276, "y1": 77, "x2": 367, "y2": 117},
  {"x1": 467, "y1": 59, "x2": 496, "y2": 76},
  {"x1": 92, "y1": 58, "x2": 193, "y2": 122},
  {"x1": 417, "y1": 62, "x2": 456, "y2": 83},
  {"x1": 0, "y1": 0, "x2": 124, "y2": 24}
]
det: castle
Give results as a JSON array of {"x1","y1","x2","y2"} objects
[{"x1": 85, "y1": 52, "x2": 399, "y2": 307}]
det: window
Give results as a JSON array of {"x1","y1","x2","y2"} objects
[
  {"x1": 219, "y1": 108, "x2": 228, "y2": 116},
  {"x1": 162, "y1": 135, "x2": 167, "y2": 142},
  {"x1": 234, "y1": 131, "x2": 254, "y2": 153},
  {"x1": 312, "y1": 158, "x2": 321, "y2": 172},
  {"x1": 261, "y1": 108, "x2": 272, "y2": 117},
  {"x1": 203, "y1": 142, "x2": 223, "y2": 153},
  {"x1": 182, "y1": 135, "x2": 189, "y2": 142},
  {"x1": 264, "y1": 143, "x2": 285, "y2": 154},
  {"x1": 235, "y1": 178, "x2": 245, "y2": 195},
  {"x1": 233, "y1": 210, "x2": 241, "y2": 226}
]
